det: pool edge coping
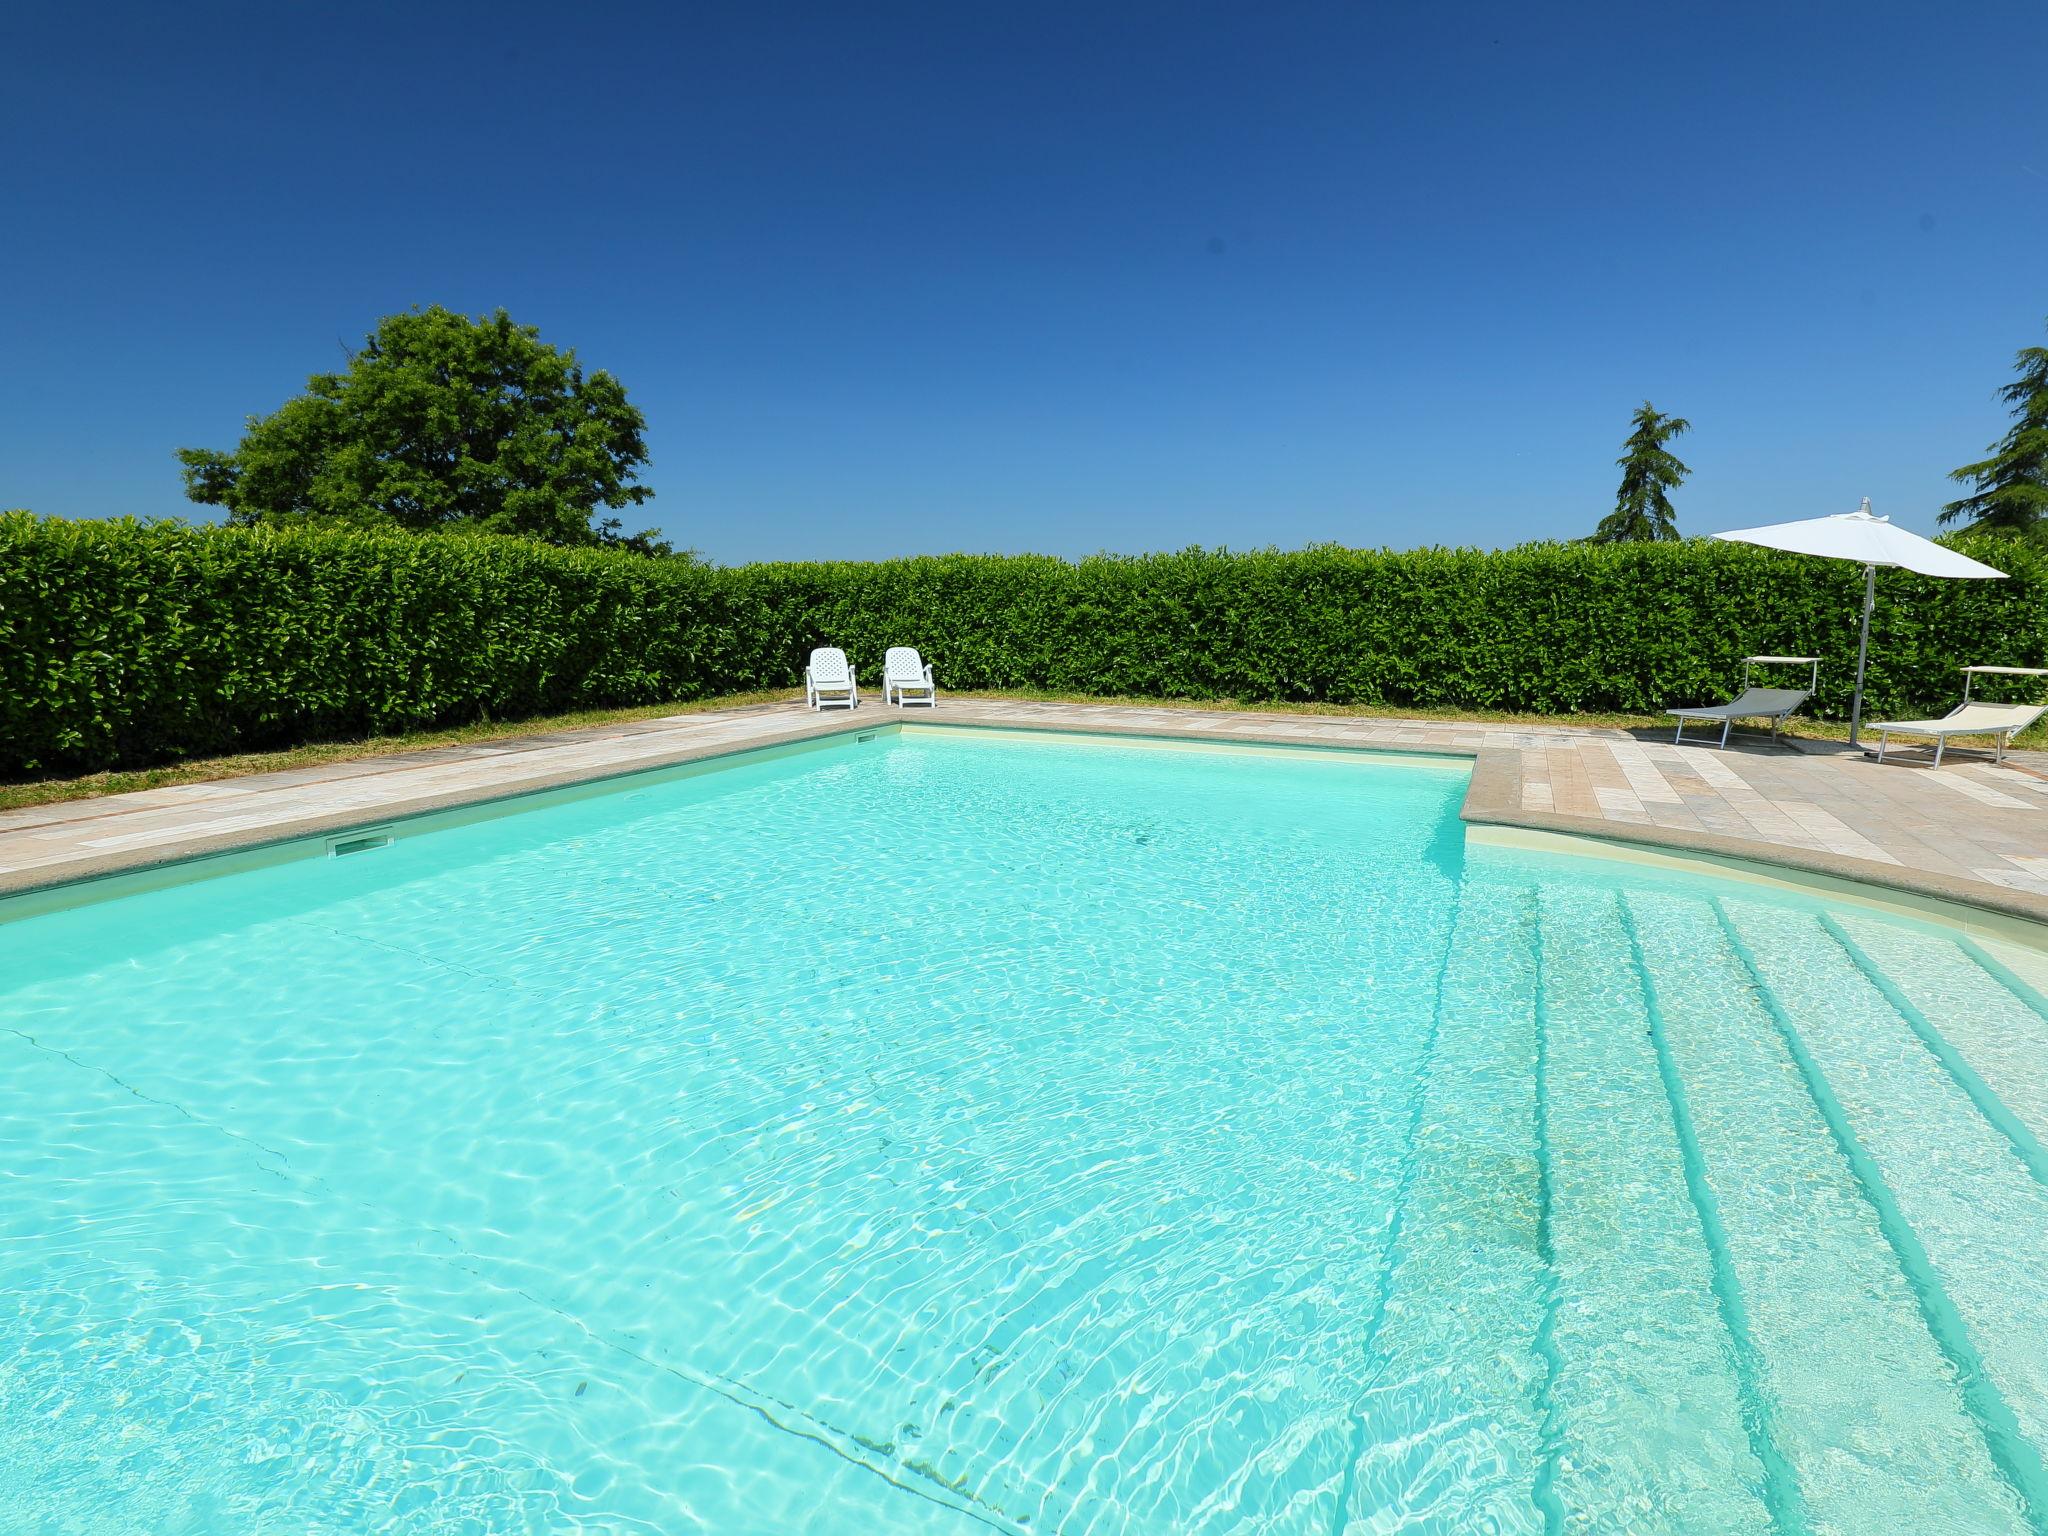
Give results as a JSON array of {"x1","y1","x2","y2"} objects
[
  {"x1": 0, "y1": 712, "x2": 882, "y2": 910},
  {"x1": 4, "y1": 713, "x2": 2046, "y2": 941},
  {"x1": 1461, "y1": 741, "x2": 2048, "y2": 939},
  {"x1": 0, "y1": 715, "x2": 1479, "y2": 906}
]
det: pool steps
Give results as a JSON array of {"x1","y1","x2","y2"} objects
[
  {"x1": 1524, "y1": 891, "x2": 1570, "y2": 1536},
  {"x1": 1401, "y1": 881, "x2": 2048, "y2": 1534},
  {"x1": 1368, "y1": 877, "x2": 1549, "y2": 1529},
  {"x1": 1523, "y1": 884, "x2": 1776, "y2": 1531},
  {"x1": 1614, "y1": 892, "x2": 1793, "y2": 1536},
  {"x1": 1329, "y1": 878, "x2": 1466, "y2": 1532},
  {"x1": 1715, "y1": 897, "x2": 2048, "y2": 1532},
  {"x1": 1818, "y1": 915, "x2": 2048, "y2": 1191}
]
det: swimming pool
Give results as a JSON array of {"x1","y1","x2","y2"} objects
[{"x1": 6, "y1": 727, "x2": 2048, "y2": 1534}]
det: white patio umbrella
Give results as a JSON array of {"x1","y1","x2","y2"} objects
[{"x1": 1713, "y1": 499, "x2": 2008, "y2": 746}]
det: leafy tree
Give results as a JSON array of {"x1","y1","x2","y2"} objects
[
  {"x1": 1941, "y1": 318, "x2": 2048, "y2": 538},
  {"x1": 179, "y1": 306, "x2": 666, "y2": 552},
  {"x1": 1590, "y1": 402, "x2": 1691, "y2": 542}
]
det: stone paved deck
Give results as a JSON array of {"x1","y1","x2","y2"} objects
[{"x1": 5, "y1": 698, "x2": 2048, "y2": 925}]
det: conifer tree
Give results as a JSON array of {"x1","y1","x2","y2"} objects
[
  {"x1": 1590, "y1": 402, "x2": 1691, "y2": 542},
  {"x1": 1941, "y1": 318, "x2": 2048, "y2": 538}
]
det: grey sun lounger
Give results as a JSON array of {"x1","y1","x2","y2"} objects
[
  {"x1": 1666, "y1": 656, "x2": 1819, "y2": 748},
  {"x1": 1870, "y1": 666, "x2": 2048, "y2": 767}
]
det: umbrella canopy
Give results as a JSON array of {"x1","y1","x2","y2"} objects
[
  {"x1": 1713, "y1": 506, "x2": 2007, "y2": 580},
  {"x1": 1710, "y1": 500, "x2": 2008, "y2": 747}
]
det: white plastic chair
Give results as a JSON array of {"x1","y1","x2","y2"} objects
[
  {"x1": 883, "y1": 647, "x2": 937, "y2": 708},
  {"x1": 804, "y1": 647, "x2": 858, "y2": 710}
]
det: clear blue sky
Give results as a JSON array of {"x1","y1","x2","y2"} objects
[{"x1": 3, "y1": 2, "x2": 2043, "y2": 563}]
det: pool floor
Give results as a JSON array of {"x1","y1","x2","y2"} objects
[{"x1": 5, "y1": 731, "x2": 2048, "y2": 1533}]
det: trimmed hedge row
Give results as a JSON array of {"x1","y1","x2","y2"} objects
[{"x1": 4, "y1": 511, "x2": 2045, "y2": 775}]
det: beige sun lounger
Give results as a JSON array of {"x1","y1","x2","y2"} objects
[
  {"x1": 1871, "y1": 667, "x2": 2048, "y2": 766},
  {"x1": 1667, "y1": 657, "x2": 1819, "y2": 748}
]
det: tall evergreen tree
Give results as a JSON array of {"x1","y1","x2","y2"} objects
[
  {"x1": 1940, "y1": 318, "x2": 2048, "y2": 537},
  {"x1": 1591, "y1": 402, "x2": 1691, "y2": 542}
]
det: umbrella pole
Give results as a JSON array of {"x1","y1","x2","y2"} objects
[{"x1": 1848, "y1": 562, "x2": 1876, "y2": 747}]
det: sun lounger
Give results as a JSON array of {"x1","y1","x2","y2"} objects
[
  {"x1": 1666, "y1": 656, "x2": 1819, "y2": 748},
  {"x1": 1870, "y1": 666, "x2": 2048, "y2": 766},
  {"x1": 804, "y1": 647, "x2": 859, "y2": 710},
  {"x1": 882, "y1": 647, "x2": 937, "y2": 708}
]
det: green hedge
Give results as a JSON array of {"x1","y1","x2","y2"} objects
[{"x1": 4, "y1": 511, "x2": 2044, "y2": 775}]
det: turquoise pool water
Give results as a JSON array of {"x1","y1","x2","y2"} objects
[{"x1": 6, "y1": 728, "x2": 2048, "y2": 1534}]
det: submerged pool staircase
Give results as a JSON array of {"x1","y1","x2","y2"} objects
[{"x1": 1338, "y1": 874, "x2": 2048, "y2": 1536}]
